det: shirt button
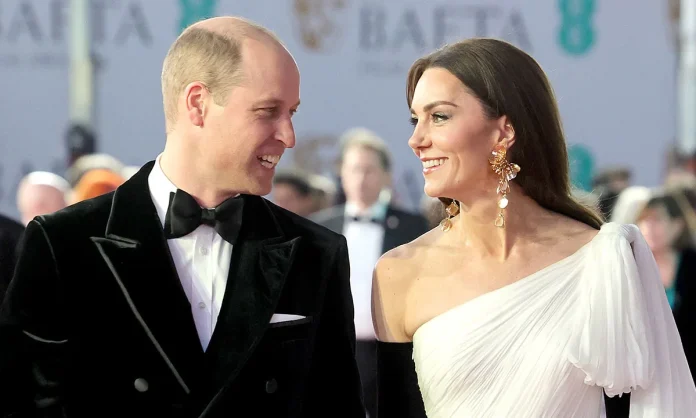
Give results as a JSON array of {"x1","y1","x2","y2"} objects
[
  {"x1": 198, "y1": 302, "x2": 206, "y2": 309},
  {"x1": 200, "y1": 247, "x2": 209, "y2": 255}
]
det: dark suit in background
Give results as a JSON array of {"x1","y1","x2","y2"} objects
[
  {"x1": 312, "y1": 203, "x2": 429, "y2": 417},
  {"x1": 0, "y1": 162, "x2": 364, "y2": 418},
  {"x1": 0, "y1": 214, "x2": 24, "y2": 304},
  {"x1": 312, "y1": 205, "x2": 429, "y2": 255}
]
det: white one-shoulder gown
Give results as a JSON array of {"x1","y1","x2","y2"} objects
[{"x1": 412, "y1": 223, "x2": 696, "y2": 417}]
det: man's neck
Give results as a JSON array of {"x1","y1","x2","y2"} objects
[{"x1": 159, "y1": 146, "x2": 238, "y2": 208}]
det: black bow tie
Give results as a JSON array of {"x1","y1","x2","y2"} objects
[
  {"x1": 349, "y1": 215, "x2": 381, "y2": 224},
  {"x1": 163, "y1": 189, "x2": 244, "y2": 244}
]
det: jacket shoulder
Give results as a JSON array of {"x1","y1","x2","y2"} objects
[{"x1": 36, "y1": 192, "x2": 115, "y2": 237}]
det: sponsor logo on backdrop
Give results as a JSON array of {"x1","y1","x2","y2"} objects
[
  {"x1": 568, "y1": 144, "x2": 595, "y2": 191},
  {"x1": 293, "y1": 2, "x2": 531, "y2": 76},
  {"x1": 556, "y1": 0, "x2": 596, "y2": 56},
  {"x1": 0, "y1": 0, "x2": 153, "y2": 69},
  {"x1": 292, "y1": 0, "x2": 349, "y2": 52},
  {"x1": 177, "y1": 0, "x2": 218, "y2": 34}
]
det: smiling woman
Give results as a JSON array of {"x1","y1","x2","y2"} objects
[{"x1": 372, "y1": 38, "x2": 696, "y2": 418}]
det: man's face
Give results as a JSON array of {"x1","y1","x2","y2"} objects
[
  {"x1": 340, "y1": 146, "x2": 390, "y2": 208},
  {"x1": 203, "y1": 40, "x2": 301, "y2": 196}
]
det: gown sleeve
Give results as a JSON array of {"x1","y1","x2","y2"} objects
[
  {"x1": 567, "y1": 223, "x2": 696, "y2": 417},
  {"x1": 376, "y1": 341, "x2": 427, "y2": 418}
]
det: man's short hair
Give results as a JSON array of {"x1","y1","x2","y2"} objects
[
  {"x1": 338, "y1": 127, "x2": 392, "y2": 173},
  {"x1": 161, "y1": 18, "x2": 282, "y2": 132}
]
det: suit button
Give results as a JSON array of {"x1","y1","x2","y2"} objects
[
  {"x1": 134, "y1": 378, "x2": 149, "y2": 392},
  {"x1": 265, "y1": 378, "x2": 278, "y2": 394}
]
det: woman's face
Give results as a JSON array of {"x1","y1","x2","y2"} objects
[
  {"x1": 638, "y1": 204, "x2": 683, "y2": 252},
  {"x1": 408, "y1": 68, "x2": 511, "y2": 199}
]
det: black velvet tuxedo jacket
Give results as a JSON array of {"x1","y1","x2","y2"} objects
[{"x1": 0, "y1": 161, "x2": 364, "y2": 418}]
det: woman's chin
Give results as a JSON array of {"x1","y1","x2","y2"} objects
[{"x1": 424, "y1": 182, "x2": 446, "y2": 199}]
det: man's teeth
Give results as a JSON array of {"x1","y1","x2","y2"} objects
[
  {"x1": 423, "y1": 158, "x2": 446, "y2": 168},
  {"x1": 259, "y1": 155, "x2": 281, "y2": 167}
]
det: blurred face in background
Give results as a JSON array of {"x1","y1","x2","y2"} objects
[
  {"x1": 340, "y1": 145, "x2": 390, "y2": 209},
  {"x1": 273, "y1": 183, "x2": 314, "y2": 217},
  {"x1": 637, "y1": 204, "x2": 683, "y2": 253}
]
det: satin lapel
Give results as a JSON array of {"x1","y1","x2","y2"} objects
[
  {"x1": 203, "y1": 196, "x2": 301, "y2": 392},
  {"x1": 91, "y1": 162, "x2": 203, "y2": 395}
]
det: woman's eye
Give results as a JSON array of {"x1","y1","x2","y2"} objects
[{"x1": 432, "y1": 113, "x2": 449, "y2": 123}]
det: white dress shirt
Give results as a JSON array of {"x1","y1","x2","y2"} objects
[
  {"x1": 148, "y1": 155, "x2": 233, "y2": 351},
  {"x1": 343, "y1": 202, "x2": 387, "y2": 341}
]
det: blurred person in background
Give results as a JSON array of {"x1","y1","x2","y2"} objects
[
  {"x1": 609, "y1": 186, "x2": 652, "y2": 225},
  {"x1": 592, "y1": 167, "x2": 632, "y2": 220},
  {"x1": 272, "y1": 168, "x2": 317, "y2": 217},
  {"x1": 16, "y1": 171, "x2": 70, "y2": 225},
  {"x1": 307, "y1": 173, "x2": 337, "y2": 213},
  {"x1": 312, "y1": 127, "x2": 428, "y2": 418},
  {"x1": 65, "y1": 153, "x2": 125, "y2": 188},
  {"x1": 372, "y1": 38, "x2": 696, "y2": 418},
  {"x1": 121, "y1": 166, "x2": 141, "y2": 180},
  {"x1": 0, "y1": 213, "x2": 24, "y2": 303},
  {"x1": 69, "y1": 168, "x2": 125, "y2": 203},
  {"x1": 636, "y1": 190, "x2": 696, "y2": 383}
]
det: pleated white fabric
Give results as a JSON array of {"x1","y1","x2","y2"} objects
[{"x1": 412, "y1": 223, "x2": 696, "y2": 417}]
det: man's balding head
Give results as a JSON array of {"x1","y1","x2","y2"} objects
[
  {"x1": 17, "y1": 171, "x2": 70, "y2": 225},
  {"x1": 158, "y1": 16, "x2": 300, "y2": 206},
  {"x1": 161, "y1": 16, "x2": 288, "y2": 133}
]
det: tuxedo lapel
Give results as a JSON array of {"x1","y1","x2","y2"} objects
[
  {"x1": 91, "y1": 162, "x2": 203, "y2": 395},
  {"x1": 203, "y1": 196, "x2": 301, "y2": 393}
]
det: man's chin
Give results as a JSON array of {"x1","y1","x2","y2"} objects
[{"x1": 244, "y1": 182, "x2": 272, "y2": 197}]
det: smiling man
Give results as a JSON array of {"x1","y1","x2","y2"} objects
[{"x1": 0, "y1": 16, "x2": 364, "y2": 418}]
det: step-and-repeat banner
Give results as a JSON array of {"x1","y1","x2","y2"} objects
[{"x1": 0, "y1": 0, "x2": 678, "y2": 218}]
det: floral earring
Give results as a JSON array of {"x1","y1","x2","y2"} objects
[{"x1": 489, "y1": 146, "x2": 520, "y2": 228}]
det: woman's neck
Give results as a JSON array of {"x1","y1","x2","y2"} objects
[{"x1": 450, "y1": 185, "x2": 545, "y2": 261}]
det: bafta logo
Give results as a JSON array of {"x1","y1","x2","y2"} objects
[
  {"x1": 178, "y1": 0, "x2": 218, "y2": 34},
  {"x1": 293, "y1": 0, "x2": 348, "y2": 52}
]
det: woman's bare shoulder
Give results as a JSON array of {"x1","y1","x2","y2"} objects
[
  {"x1": 376, "y1": 227, "x2": 438, "y2": 277},
  {"x1": 372, "y1": 228, "x2": 438, "y2": 342}
]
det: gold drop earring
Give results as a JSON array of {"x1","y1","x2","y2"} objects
[
  {"x1": 489, "y1": 146, "x2": 520, "y2": 228},
  {"x1": 439, "y1": 200, "x2": 460, "y2": 232}
]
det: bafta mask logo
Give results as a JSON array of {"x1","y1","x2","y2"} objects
[
  {"x1": 293, "y1": 0, "x2": 348, "y2": 52},
  {"x1": 294, "y1": 135, "x2": 340, "y2": 175},
  {"x1": 178, "y1": 0, "x2": 218, "y2": 34}
]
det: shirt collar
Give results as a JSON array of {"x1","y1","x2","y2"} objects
[
  {"x1": 344, "y1": 200, "x2": 388, "y2": 222},
  {"x1": 147, "y1": 154, "x2": 177, "y2": 228}
]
